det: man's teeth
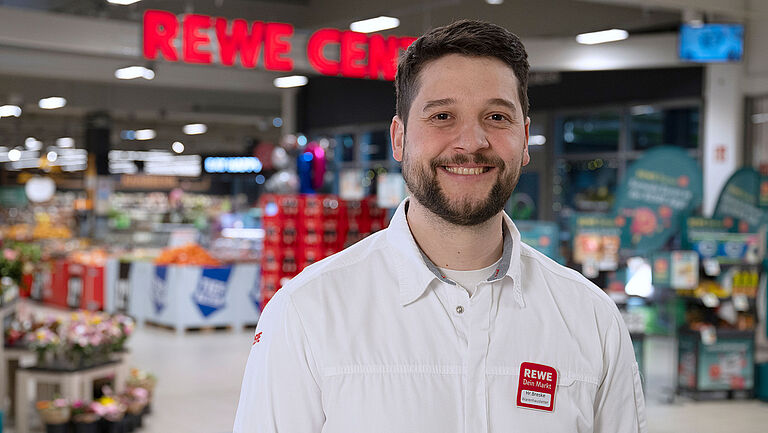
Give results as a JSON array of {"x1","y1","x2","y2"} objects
[{"x1": 444, "y1": 166, "x2": 487, "y2": 175}]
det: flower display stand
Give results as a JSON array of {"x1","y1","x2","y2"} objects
[{"x1": 15, "y1": 360, "x2": 126, "y2": 433}]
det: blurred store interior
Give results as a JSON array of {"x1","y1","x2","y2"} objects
[{"x1": 1, "y1": 0, "x2": 768, "y2": 432}]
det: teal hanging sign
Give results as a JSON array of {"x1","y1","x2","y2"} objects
[
  {"x1": 614, "y1": 146, "x2": 703, "y2": 254},
  {"x1": 712, "y1": 168, "x2": 766, "y2": 232}
]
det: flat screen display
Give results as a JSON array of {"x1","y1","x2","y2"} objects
[{"x1": 679, "y1": 23, "x2": 744, "y2": 62}]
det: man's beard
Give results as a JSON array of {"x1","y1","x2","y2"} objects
[{"x1": 401, "y1": 144, "x2": 522, "y2": 226}]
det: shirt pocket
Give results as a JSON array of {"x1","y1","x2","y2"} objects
[{"x1": 487, "y1": 369, "x2": 599, "y2": 432}]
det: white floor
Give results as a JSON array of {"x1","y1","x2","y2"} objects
[{"x1": 9, "y1": 324, "x2": 768, "y2": 432}]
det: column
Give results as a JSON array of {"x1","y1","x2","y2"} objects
[{"x1": 702, "y1": 63, "x2": 744, "y2": 216}]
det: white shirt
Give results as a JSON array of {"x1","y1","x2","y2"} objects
[{"x1": 233, "y1": 199, "x2": 647, "y2": 433}]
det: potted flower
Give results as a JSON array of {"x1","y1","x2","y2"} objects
[
  {"x1": 121, "y1": 387, "x2": 149, "y2": 430},
  {"x1": 1, "y1": 247, "x2": 22, "y2": 305},
  {"x1": 110, "y1": 314, "x2": 135, "y2": 355},
  {"x1": 71, "y1": 400, "x2": 100, "y2": 433},
  {"x1": 26, "y1": 327, "x2": 61, "y2": 365},
  {"x1": 35, "y1": 398, "x2": 70, "y2": 433},
  {"x1": 91, "y1": 396, "x2": 126, "y2": 433},
  {"x1": 126, "y1": 369, "x2": 157, "y2": 414}
]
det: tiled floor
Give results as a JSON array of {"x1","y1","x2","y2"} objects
[{"x1": 8, "y1": 322, "x2": 768, "y2": 432}]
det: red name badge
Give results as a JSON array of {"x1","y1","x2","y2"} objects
[{"x1": 517, "y1": 362, "x2": 558, "y2": 412}]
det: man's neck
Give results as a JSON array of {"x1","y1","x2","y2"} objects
[{"x1": 405, "y1": 199, "x2": 504, "y2": 271}]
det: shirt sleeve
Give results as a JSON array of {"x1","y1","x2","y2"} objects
[
  {"x1": 593, "y1": 312, "x2": 648, "y2": 433},
  {"x1": 233, "y1": 289, "x2": 325, "y2": 433}
]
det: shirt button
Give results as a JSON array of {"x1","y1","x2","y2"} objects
[{"x1": 456, "y1": 305, "x2": 464, "y2": 314}]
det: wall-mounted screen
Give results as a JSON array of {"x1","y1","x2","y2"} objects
[{"x1": 679, "y1": 24, "x2": 744, "y2": 63}]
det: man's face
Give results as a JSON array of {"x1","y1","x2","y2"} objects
[{"x1": 390, "y1": 54, "x2": 530, "y2": 226}]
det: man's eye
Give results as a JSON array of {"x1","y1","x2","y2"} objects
[
  {"x1": 434, "y1": 113, "x2": 450, "y2": 121},
  {"x1": 489, "y1": 114, "x2": 507, "y2": 121}
]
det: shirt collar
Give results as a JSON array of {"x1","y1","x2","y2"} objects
[{"x1": 385, "y1": 198, "x2": 525, "y2": 308}]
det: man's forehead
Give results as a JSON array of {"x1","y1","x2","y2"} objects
[
  {"x1": 411, "y1": 56, "x2": 521, "y2": 112},
  {"x1": 414, "y1": 54, "x2": 519, "y2": 97}
]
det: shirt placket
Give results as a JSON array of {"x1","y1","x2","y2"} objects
[{"x1": 464, "y1": 281, "x2": 493, "y2": 433}]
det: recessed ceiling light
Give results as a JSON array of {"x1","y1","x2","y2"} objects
[
  {"x1": 576, "y1": 29, "x2": 629, "y2": 45},
  {"x1": 47, "y1": 151, "x2": 58, "y2": 162},
  {"x1": 486, "y1": 0, "x2": 504, "y2": 4},
  {"x1": 273, "y1": 76, "x2": 308, "y2": 88},
  {"x1": 39, "y1": 97, "x2": 67, "y2": 110},
  {"x1": 172, "y1": 141, "x2": 185, "y2": 153},
  {"x1": 8, "y1": 148, "x2": 21, "y2": 162},
  {"x1": 350, "y1": 16, "x2": 400, "y2": 33}
]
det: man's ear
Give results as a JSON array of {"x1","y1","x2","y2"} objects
[
  {"x1": 522, "y1": 116, "x2": 530, "y2": 166},
  {"x1": 391, "y1": 115, "x2": 404, "y2": 162}
]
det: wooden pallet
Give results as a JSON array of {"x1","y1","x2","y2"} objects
[{"x1": 143, "y1": 320, "x2": 233, "y2": 334}]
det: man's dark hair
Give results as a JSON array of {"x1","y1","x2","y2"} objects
[{"x1": 395, "y1": 20, "x2": 530, "y2": 127}]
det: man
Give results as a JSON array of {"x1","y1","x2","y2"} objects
[{"x1": 234, "y1": 20, "x2": 646, "y2": 432}]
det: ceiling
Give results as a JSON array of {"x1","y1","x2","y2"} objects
[{"x1": 0, "y1": 0, "x2": 753, "y2": 157}]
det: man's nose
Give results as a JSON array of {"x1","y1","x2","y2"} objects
[{"x1": 454, "y1": 119, "x2": 490, "y2": 153}]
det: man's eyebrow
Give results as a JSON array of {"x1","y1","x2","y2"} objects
[
  {"x1": 487, "y1": 98, "x2": 517, "y2": 112},
  {"x1": 422, "y1": 98, "x2": 456, "y2": 113}
]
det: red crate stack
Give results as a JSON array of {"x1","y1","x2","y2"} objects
[{"x1": 258, "y1": 193, "x2": 390, "y2": 310}]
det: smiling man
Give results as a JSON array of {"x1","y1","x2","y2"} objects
[{"x1": 234, "y1": 20, "x2": 647, "y2": 433}]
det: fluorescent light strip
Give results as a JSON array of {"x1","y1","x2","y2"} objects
[
  {"x1": 350, "y1": 16, "x2": 400, "y2": 33},
  {"x1": 0, "y1": 105, "x2": 22, "y2": 117},
  {"x1": 183, "y1": 124, "x2": 207, "y2": 135},
  {"x1": 221, "y1": 228, "x2": 265, "y2": 240},
  {"x1": 274, "y1": 75, "x2": 308, "y2": 88},
  {"x1": 134, "y1": 129, "x2": 156, "y2": 140},
  {"x1": 56, "y1": 137, "x2": 75, "y2": 148},
  {"x1": 576, "y1": 29, "x2": 628, "y2": 45},
  {"x1": 39, "y1": 97, "x2": 67, "y2": 110},
  {"x1": 115, "y1": 66, "x2": 155, "y2": 80}
]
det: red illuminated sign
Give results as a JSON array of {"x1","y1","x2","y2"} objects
[{"x1": 143, "y1": 10, "x2": 415, "y2": 80}]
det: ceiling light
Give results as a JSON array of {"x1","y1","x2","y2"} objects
[
  {"x1": 0, "y1": 105, "x2": 22, "y2": 118},
  {"x1": 529, "y1": 135, "x2": 546, "y2": 146},
  {"x1": 576, "y1": 29, "x2": 629, "y2": 45},
  {"x1": 135, "y1": 129, "x2": 156, "y2": 140},
  {"x1": 25, "y1": 137, "x2": 42, "y2": 151},
  {"x1": 39, "y1": 97, "x2": 67, "y2": 110},
  {"x1": 172, "y1": 141, "x2": 185, "y2": 153},
  {"x1": 350, "y1": 16, "x2": 400, "y2": 33},
  {"x1": 8, "y1": 148, "x2": 21, "y2": 162},
  {"x1": 56, "y1": 137, "x2": 75, "y2": 148},
  {"x1": 183, "y1": 123, "x2": 207, "y2": 135},
  {"x1": 115, "y1": 66, "x2": 155, "y2": 80},
  {"x1": 273, "y1": 75, "x2": 308, "y2": 88},
  {"x1": 106, "y1": 0, "x2": 142, "y2": 6},
  {"x1": 47, "y1": 151, "x2": 58, "y2": 162},
  {"x1": 486, "y1": 0, "x2": 504, "y2": 4}
]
